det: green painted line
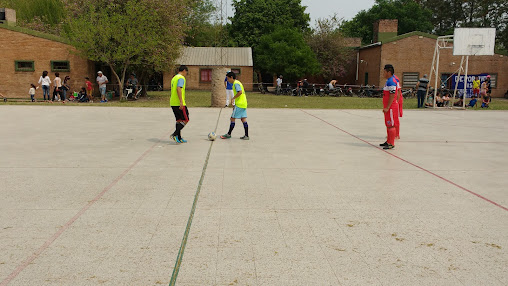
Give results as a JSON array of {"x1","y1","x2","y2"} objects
[{"x1": 169, "y1": 108, "x2": 223, "y2": 286}]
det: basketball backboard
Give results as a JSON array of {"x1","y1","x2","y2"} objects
[{"x1": 453, "y1": 28, "x2": 496, "y2": 56}]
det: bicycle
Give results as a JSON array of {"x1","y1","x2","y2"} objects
[{"x1": 124, "y1": 85, "x2": 142, "y2": 100}]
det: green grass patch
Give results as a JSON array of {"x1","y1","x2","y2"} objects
[{"x1": 3, "y1": 90, "x2": 508, "y2": 110}]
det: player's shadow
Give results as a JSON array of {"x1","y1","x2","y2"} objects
[{"x1": 147, "y1": 138, "x2": 174, "y2": 144}]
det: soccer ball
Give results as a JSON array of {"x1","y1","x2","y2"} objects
[{"x1": 208, "y1": 132, "x2": 217, "y2": 141}]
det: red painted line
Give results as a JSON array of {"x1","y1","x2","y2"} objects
[
  {"x1": 301, "y1": 110, "x2": 508, "y2": 212},
  {"x1": 400, "y1": 140, "x2": 508, "y2": 144},
  {"x1": 0, "y1": 132, "x2": 171, "y2": 286}
]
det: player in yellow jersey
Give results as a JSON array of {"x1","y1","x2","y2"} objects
[
  {"x1": 221, "y1": 72, "x2": 249, "y2": 140},
  {"x1": 170, "y1": 66, "x2": 189, "y2": 143}
]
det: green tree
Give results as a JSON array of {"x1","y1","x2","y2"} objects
[
  {"x1": 184, "y1": 0, "x2": 218, "y2": 46},
  {"x1": 254, "y1": 28, "x2": 320, "y2": 81},
  {"x1": 340, "y1": 0, "x2": 433, "y2": 45},
  {"x1": 419, "y1": 0, "x2": 508, "y2": 50},
  {"x1": 0, "y1": 0, "x2": 66, "y2": 34},
  {"x1": 307, "y1": 16, "x2": 356, "y2": 79},
  {"x1": 228, "y1": 0, "x2": 311, "y2": 48},
  {"x1": 63, "y1": 0, "x2": 187, "y2": 99}
]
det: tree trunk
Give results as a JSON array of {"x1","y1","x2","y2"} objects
[
  {"x1": 109, "y1": 62, "x2": 128, "y2": 100},
  {"x1": 211, "y1": 67, "x2": 228, "y2": 107}
]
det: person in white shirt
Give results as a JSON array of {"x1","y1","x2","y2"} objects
[
  {"x1": 29, "y1": 84, "x2": 39, "y2": 102},
  {"x1": 38, "y1": 71, "x2": 51, "y2": 101},
  {"x1": 96, "y1": 71, "x2": 109, "y2": 103},
  {"x1": 276, "y1": 75, "x2": 283, "y2": 94},
  {"x1": 53, "y1": 72, "x2": 63, "y2": 102}
]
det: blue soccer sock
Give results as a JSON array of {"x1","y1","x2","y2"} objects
[
  {"x1": 228, "y1": 122, "x2": 235, "y2": 135},
  {"x1": 243, "y1": 122, "x2": 248, "y2": 137}
]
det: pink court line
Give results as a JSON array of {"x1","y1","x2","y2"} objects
[
  {"x1": 400, "y1": 140, "x2": 508, "y2": 144},
  {"x1": 0, "y1": 132, "x2": 171, "y2": 286},
  {"x1": 301, "y1": 110, "x2": 508, "y2": 212}
]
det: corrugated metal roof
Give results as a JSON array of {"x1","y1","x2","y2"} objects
[{"x1": 177, "y1": 47, "x2": 253, "y2": 67}]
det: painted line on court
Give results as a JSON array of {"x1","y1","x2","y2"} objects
[
  {"x1": 169, "y1": 108, "x2": 223, "y2": 286},
  {"x1": 301, "y1": 109, "x2": 508, "y2": 212},
  {"x1": 0, "y1": 132, "x2": 171, "y2": 286}
]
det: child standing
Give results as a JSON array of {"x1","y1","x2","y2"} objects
[
  {"x1": 85, "y1": 77, "x2": 94, "y2": 103},
  {"x1": 220, "y1": 71, "x2": 249, "y2": 140},
  {"x1": 29, "y1": 84, "x2": 39, "y2": 102}
]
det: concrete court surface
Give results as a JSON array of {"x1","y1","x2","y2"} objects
[{"x1": 0, "y1": 105, "x2": 507, "y2": 286}]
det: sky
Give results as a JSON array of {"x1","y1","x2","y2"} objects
[
  {"x1": 225, "y1": 0, "x2": 376, "y2": 23},
  {"x1": 301, "y1": 0, "x2": 376, "y2": 22}
]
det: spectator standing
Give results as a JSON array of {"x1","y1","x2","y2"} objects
[
  {"x1": 276, "y1": 75, "x2": 283, "y2": 95},
  {"x1": 415, "y1": 74, "x2": 429, "y2": 108},
  {"x1": 486, "y1": 75, "x2": 492, "y2": 97},
  {"x1": 29, "y1": 84, "x2": 38, "y2": 102},
  {"x1": 85, "y1": 77, "x2": 94, "y2": 103},
  {"x1": 480, "y1": 78, "x2": 487, "y2": 101},
  {"x1": 224, "y1": 71, "x2": 235, "y2": 107},
  {"x1": 38, "y1": 71, "x2": 51, "y2": 101},
  {"x1": 472, "y1": 76, "x2": 480, "y2": 98},
  {"x1": 96, "y1": 71, "x2": 109, "y2": 103},
  {"x1": 61, "y1": 76, "x2": 71, "y2": 101},
  {"x1": 53, "y1": 72, "x2": 63, "y2": 102}
]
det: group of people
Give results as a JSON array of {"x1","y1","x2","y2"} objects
[
  {"x1": 29, "y1": 71, "x2": 110, "y2": 103},
  {"x1": 417, "y1": 74, "x2": 492, "y2": 108},
  {"x1": 169, "y1": 65, "x2": 250, "y2": 144}
]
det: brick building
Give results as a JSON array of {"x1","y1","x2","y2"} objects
[
  {"x1": 357, "y1": 20, "x2": 508, "y2": 97},
  {"x1": 0, "y1": 22, "x2": 96, "y2": 99},
  {"x1": 164, "y1": 47, "x2": 254, "y2": 91}
]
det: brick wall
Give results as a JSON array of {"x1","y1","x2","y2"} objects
[
  {"x1": 373, "y1": 20, "x2": 398, "y2": 43},
  {"x1": 358, "y1": 45, "x2": 382, "y2": 87},
  {"x1": 0, "y1": 28, "x2": 94, "y2": 99},
  {"x1": 379, "y1": 35, "x2": 508, "y2": 97},
  {"x1": 164, "y1": 66, "x2": 254, "y2": 91}
]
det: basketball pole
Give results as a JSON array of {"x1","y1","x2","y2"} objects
[
  {"x1": 462, "y1": 56, "x2": 469, "y2": 109},
  {"x1": 452, "y1": 56, "x2": 464, "y2": 107}
]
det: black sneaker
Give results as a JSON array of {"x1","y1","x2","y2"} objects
[
  {"x1": 383, "y1": 144, "x2": 395, "y2": 150},
  {"x1": 379, "y1": 142, "x2": 389, "y2": 147}
]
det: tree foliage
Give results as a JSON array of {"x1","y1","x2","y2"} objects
[
  {"x1": 254, "y1": 28, "x2": 320, "y2": 81},
  {"x1": 63, "y1": 0, "x2": 187, "y2": 98},
  {"x1": 307, "y1": 16, "x2": 356, "y2": 79},
  {"x1": 0, "y1": 0, "x2": 66, "y2": 34},
  {"x1": 228, "y1": 0, "x2": 311, "y2": 48},
  {"x1": 340, "y1": 0, "x2": 433, "y2": 45},
  {"x1": 184, "y1": 0, "x2": 217, "y2": 46},
  {"x1": 418, "y1": 0, "x2": 508, "y2": 50}
]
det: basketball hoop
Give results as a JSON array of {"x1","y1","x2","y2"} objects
[{"x1": 427, "y1": 28, "x2": 496, "y2": 109}]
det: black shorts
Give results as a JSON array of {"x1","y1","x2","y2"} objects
[{"x1": 172, "y1": 106, "x2": 189, "y2": 122}]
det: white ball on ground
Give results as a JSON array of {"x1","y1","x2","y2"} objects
[{"x1": 208, "y1": 132, "x2": 217, "y2": 141}]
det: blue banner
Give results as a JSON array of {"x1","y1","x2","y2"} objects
[{"x1": 451, "y1": 73, "x2": 489, "y2": 98}]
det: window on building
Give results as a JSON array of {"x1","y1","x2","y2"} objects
[
  {"x1": 200, "y1": 69, "x2": 212, "y2": 82},
  {"x1": 231, "y1": 68, "x2": 241, "y2": 75},
  {"x1": 402, "y1": 72, "x2": 420, "y2": 88},
  {"x1": 15, "y1": 61, "x2": 35, "y2": 72},
  {"x1": 489, "y1": 74, "x2": 497, "y2": 88},
  {"x1": 51, "y1": 61, "x2": 70, "y2": 72},
  {"x1": 364, "y1": 73, "x2": 369, "y2": 86}
]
